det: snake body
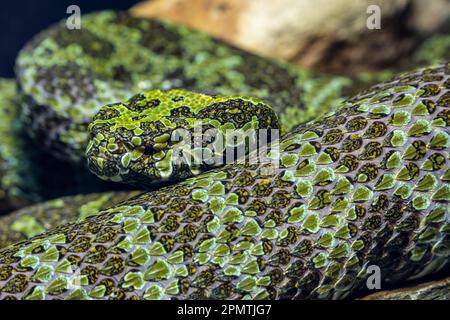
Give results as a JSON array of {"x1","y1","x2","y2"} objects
[
  {"x1": 0, "y1": 191, "x2": 142, "y2": 248},
  {"x1": 0, "y1": 11, "x2": 448, "y2": 300}
]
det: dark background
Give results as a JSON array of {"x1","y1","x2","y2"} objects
[{"x1": 0, "y1": 0, "x2": 140, "y2": 78}]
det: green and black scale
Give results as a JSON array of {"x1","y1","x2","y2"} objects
[
  {"x1": 0, "y1": 63, "x2": 448, "y2": 300},
  {"x1": 0, "y1": 11, "x2": 448, "y2": 300}
]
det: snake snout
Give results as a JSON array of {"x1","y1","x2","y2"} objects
[{"x1": 85, "y1": 131, "x2": 129, "y2": 181}]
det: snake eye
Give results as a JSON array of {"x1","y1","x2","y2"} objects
[{"x1": 144, "y1": 146, "x2": 158, "y2": 156}]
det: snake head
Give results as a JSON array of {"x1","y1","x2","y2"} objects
[{"x1": 86, "y1": 89, "x2": 279, "y2": 187}]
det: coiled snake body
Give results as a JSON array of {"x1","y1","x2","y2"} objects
[{"x1": 0, "y1": 11, "x2": 448, "y2": 300}]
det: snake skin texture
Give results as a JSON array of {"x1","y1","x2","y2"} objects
[
  {"x1": 0, "y1": 63, "x2": 448, "y2": 300},
  {"x1": 0, "y1": 191, "x2": 143, "y2": 248},
  {"x1": 15, "y1": 11, "x2": 350, "y2": 163}
]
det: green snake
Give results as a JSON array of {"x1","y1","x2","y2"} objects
[{"x1": 0, "y1": 11, "x2": 448, "y2": 300}]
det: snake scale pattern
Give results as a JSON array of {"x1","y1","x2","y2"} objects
[{"x1": 0, "y1": 11, "x2": 448, "y2": 300}]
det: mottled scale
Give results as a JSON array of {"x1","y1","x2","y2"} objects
[
  {"x1": 0, "y1": 64, "x2": 448, "y2": 300},
  {"x1": 0, "y1": 191, "x2": 142, "y2": 248}
]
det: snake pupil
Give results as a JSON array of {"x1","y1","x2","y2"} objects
[{"x1": 144, "y1": 146, "x2": 158, "y2": 156}]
